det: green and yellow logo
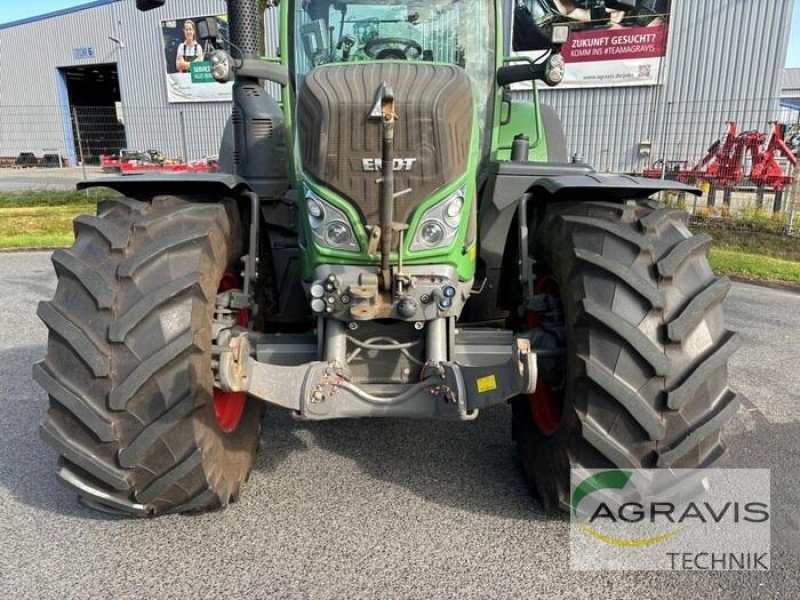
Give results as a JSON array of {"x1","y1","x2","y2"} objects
[{"x1": 571, "y1": 470, "x2": 682, "y2": 547}]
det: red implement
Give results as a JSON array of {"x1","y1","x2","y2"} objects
[{"x1": 750, "y1": 122, "x2": 797, "y2": 191}]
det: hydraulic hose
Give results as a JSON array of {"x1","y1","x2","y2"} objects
[{"x1": 379, "y1": 86, "x2": 396, "y2": 288}]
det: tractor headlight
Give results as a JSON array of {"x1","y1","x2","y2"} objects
[
  {"x1": 410, "y1": 186, "x2": 466, "y2": 251},
  {"x1": 444, "y1": 195, "x2": 464, "y2": 227},
  {"x1": 546, "y1": 53, "x2": 566, "y2": 86},
  {"x1": 305, "y1": 188, "x2": 359, "y2": 252},
  {"x1": 307, "y1": 198, "x2": 324, "y2": 222},
  {"x1": 419, "y1": 220, "x2": 445, "y2": 247},
  {"x1": 209, "y1": 50, "x2": 233, "y2": 83},
  {"x1": 549, "y1": 53, "x2": 565, "y2": 69},
  {"x1": 326, "y1": 221, "x2": 353, "y2": 247}
]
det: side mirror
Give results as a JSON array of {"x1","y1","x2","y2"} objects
[
  {"x1": 209, "y1": 52, "x2": 290, "y2": 87},
  {"x1": 301, "y1": 20, "x2": 330, "y2": 65},
  {"x1": 197, "y1": 17, "x2": 220, "y2": 42},
  {"x1": 497, "y1": 54, "x2": 565, "y2": 87},
  {"x1": 136, "y1": 0, "x2": 165, "y2": 11}
]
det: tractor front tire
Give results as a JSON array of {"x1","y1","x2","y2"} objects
[
  {"x1": 513, "y1": 200, "x2": 740, "y2": 510},
  {"x1": 35, "y1": 195, "x2": 262, "y2": 516}
]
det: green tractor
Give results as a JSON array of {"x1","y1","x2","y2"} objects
[{"x1": 34, "y1": 0, "x2": 739, "y2": 516}]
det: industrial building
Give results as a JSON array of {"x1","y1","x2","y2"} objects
[
  {"x1": 0, "y1": 0, "x2": 230, "y2": 166},
  {"x1": 533, "y1": 0, "x2": 796, "y2": 172},
  {"x1": 781, "y1": 68, "x2": 800, "y2": 122},
  {"x1": 0, "y1": 0, "x2": 795, "y2": 171}
]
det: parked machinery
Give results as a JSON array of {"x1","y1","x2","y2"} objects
[{"x1": 649, "y1": 121, "x2": 797, "y2": 192}]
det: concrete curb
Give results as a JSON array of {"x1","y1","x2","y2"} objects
[{"x1": 729, "y1": 276, "x2": 800, "y2": 295}]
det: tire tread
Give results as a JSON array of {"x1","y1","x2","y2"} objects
[
  {"x1": 657, "y1": 233, "x2": 713, "y2": 277},
  {"x1": 36, "y1": 197, "x2": 261, "y2": 516},
  {"x1": 36, "y1": 301, "x2": 109, "y2": 377},
  {"x1": 73, "y1": 215, "x2": 129, "y2": 250},
  {"x1": 657, "y1": 390, "x2": 740, "y2": 467},
  {"x1": 667, "y1": 331, "x2": 741, "y2": 409},
  {"x1": 50, "y1": 249, "x2": 114, "y2": 309},
  {"x1": 668, "y1": 276, "x2": 732, "y2": 342},
  {"x1": 109, "y1": 330, "x2": 196, "y2": 410},
  {"x1": 514, "y1": 200, "x2": 739, "y2": 511},
  {"x1": 32, "y1": 363, "x2": 114, "y2": 442},
  {"x1": 41, "y1": 416, "x2": 128, "y2": 490}
]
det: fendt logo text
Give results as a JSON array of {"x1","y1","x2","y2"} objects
[{"x1": 361, "y1": 158, "x2": 417, "y2": 172}]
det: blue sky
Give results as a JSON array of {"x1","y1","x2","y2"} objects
[
  {"x1": 0, "y1": 1, "x2": 97, "y2": 26},
  {"x1": 2, "y1": 0, "x2": 800, "y2": 66},
  {"x1": 789, "y1": 1, "x2": 800, "y2": 67}
]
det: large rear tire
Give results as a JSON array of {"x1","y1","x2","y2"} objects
[
  {"x1": 512, "y1": 200, "x2": 740, "y2": 510},
  {"x1": 35, "y1": 195, "x2": 262, "y2": 516}
]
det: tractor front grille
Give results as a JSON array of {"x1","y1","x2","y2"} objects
[{"x1": 297, "y1": 63, "x2": 473, "y2": 231}]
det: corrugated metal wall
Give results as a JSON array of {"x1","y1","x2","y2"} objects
[
  {"x1": 0, "y1": 0, "x2": 230, "y2": 161},
  {"x1": 110, "y1": 0, "x2": 230, "y2": 159},
  {"x1": 533, "y1": 0, "x2": 795, "y2": 172},
  {"x1": 0, "y1": 1, "x2": 120, "y2": 161},
  {"x1": 0, "y1": 2, "x2": 120, "y2": 107},
  {"x1": 0, "y1": 0, "x2": 795, "y2": 171}
]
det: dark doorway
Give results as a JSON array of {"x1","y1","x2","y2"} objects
[{"x1": 59, "y1": 63, "x2": 126, "y2": 165}]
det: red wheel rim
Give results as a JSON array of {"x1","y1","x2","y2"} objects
[
  {"x1": 213, "y1": 272, "x2": 248, "y2": 434},
  {"x1": 526, "y1": 275, "x2": 562, "y2": 436},
  {"x1": 528, "y1": 379, "x2": 561, "y2": 436}
]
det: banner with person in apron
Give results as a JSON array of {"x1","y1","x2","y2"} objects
[{"x1": 162, "y1": 15, "x2": 233, "y2": 103}]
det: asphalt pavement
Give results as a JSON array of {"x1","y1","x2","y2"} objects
[
  {"x1": 0, "y1": 167, "x2": 107, "y2": 192},
  {"x1": 0, "y1": 251, "x2": 797, "y2": 599}
]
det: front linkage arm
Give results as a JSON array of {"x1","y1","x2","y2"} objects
[{"x1": 215, "y1": 328, "x2": 537, "y2": 421}]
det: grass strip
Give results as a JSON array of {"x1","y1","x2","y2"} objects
[
  {"x1": 0, "y1": 188, "x2": 111, "y2": 208},
  {"x1": 1, "y1": 195, "x2": 799, "y2": 288},
  {"x1": 708, "y1": 248, "x2": 800, "y2": 284},
  {"x1": 693, "y1": 225, "x2": 800, "y2": 285},
  {"x1": 693, "y1": 225, "x2": 800, "y2": 263},
  {"x1": 0, "y1": 204, "x2": 95, "y2": 249}
]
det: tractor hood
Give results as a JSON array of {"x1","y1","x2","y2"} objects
[{"x1": 296, "y1": 63, "x2": 474, "y2": 229}]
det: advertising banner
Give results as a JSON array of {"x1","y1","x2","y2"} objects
[
  {"x1": 513, "y1": 1, "x2": 672, "y2": 89},
  {"x1": 161, "y1": 15, "x2": 232, "y2": 103}
]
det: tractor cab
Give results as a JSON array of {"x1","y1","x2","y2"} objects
[
  {"x1": 287, "y1": 1, "x2": 500, "y2": 316},
  {"x1": 292, "y1": 0, "x2": 498, "y2": 156},
  {"x1": 292, "y1": 1, "x2": 494, "y2": 95}
]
